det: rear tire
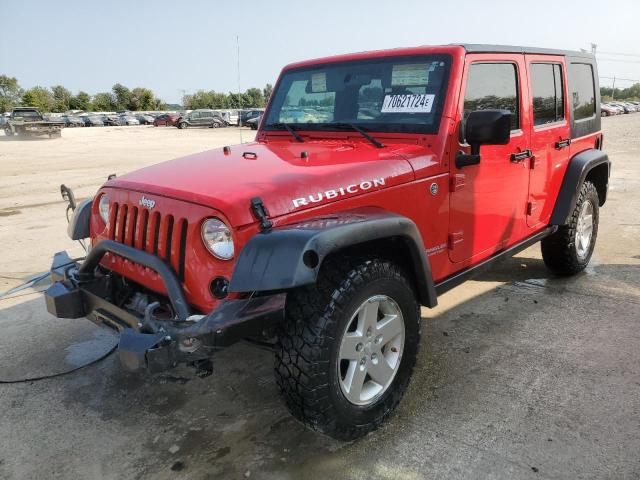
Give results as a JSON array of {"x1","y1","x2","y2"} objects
[
  {"x1": 275, "y1": 255, "x2": 420, "y2": 440},
  {"x1": 541, "y1": 181, "x2": 599, "y2": 275},
  {"x1": 178, "y1": 122, "x2": 187, "y2": 129}
]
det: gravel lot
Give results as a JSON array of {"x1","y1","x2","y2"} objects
[{"x1": 0, "y1": 119, "x2": 638, "y2": 480}]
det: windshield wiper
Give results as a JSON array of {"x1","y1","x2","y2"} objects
[
  {"x1": 265, "y1": 122, "x2": 304, "y2": 143},
  {"x1": 323, "y1": 122, "x2": 384, "y2": 148}
]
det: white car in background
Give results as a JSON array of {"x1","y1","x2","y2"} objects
[{"x1": 118, "y1": 115, "x2": 140, "y2": 125}]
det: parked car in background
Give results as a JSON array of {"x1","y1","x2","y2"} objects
[
  {"x1": 246, "y1": 114, "x2": 261, "y2": 130},
  {"x1": 136, "y1": 114, "x2": 155, "y2": 125},
  {"x1": 102, "y1": 115, "x2": 119, "y2": 126},
  {"x1": 63, "y1": 115, "x2": 85, "y2": 127},
  {"x1": 610, "y1": 102, "x2": 633, "y2": 114},
  {"x1": 153, "y1": 113, "x2": 179, "y2": 126},
  {"x1": 176, "y1": 109, "x2": 228, "y2": 129},
  {"x1": 118, "y1": 115, "x2": 140, "y2": 126},
  {"x1": 238, "y1": 109, "x2": 264, "y2": 126},
  {"x1": 625, "y1": 102, "x2": 640, "y2": 112},
  {"x1": 600, "y1": 104, "x2": 618, "y2": 116},
  {"x1": 84, "y1": 115, "x2": 105, "y2": 127}
]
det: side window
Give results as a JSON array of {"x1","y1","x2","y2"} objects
[
  {"x1": 570, "y1": 63, "x2": 595, "y2": 120},
  {"x1": 191, "y1": 112, "x2": 200, "y2": 119},
  {"x1": 530, "y1": 63, "x2": 565, "y2": 125},
  {"x1": 464, "y1": 63, "x2": 519, "y2": 130}
]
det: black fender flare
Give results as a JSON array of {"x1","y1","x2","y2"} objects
[
  {"x1": 229, "y1": 207, "x2": 438, "y2": 308},
  {"x1": 67, "y1": 198, "x2": 92, "y2": 240},
  {"x1": 550, "y1": 149, "x2": 610, "y2": 225}
]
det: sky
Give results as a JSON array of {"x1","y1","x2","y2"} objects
[{"x1": 2, "y1": 0, "x2": 640, "y2": 104}]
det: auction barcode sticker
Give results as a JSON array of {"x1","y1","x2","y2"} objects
[{"x1": 381, "y1": 94, "x2": 435, "y2": 113}]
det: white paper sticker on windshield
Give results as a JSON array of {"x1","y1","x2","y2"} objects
[
  {"x1": 391, "y1": 64, "x2": 428, "y2": 86},
  {"x1": 381, "y1": 94, "x2": 435, "y2": 113},
  {"x1": 311, "y1": 73, "x2": 327, "y2": 92}
]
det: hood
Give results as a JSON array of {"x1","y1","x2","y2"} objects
[{"x1": 105, "y1": 140, "x2": 420, "y2": 227}]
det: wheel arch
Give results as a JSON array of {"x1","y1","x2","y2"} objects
[
  {"x1": 550, "y1": 148, "x2": 610, "y2": 225},
  {"x1": 228, "y1": 208, "x2": 438, "y2": 308}
]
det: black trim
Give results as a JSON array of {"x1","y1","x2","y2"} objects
[
  {"x1": 78, "y1": 239, "x2": 191, "y2": 320},
  {"x1": 67, "y1": 198, "x2": 92, "y2": 240},
  {"x1": 45, "y1": 250, "x2": 286, "y2": 373},
  {"x1": 567, "y1": 58, "x2": 601, "y2": 139},
  {"x1": 435, "y1": 227, "x2": 557, "y2": 295},
  {"x1": 550, "y1": 149, "x2": 610, "y2": 225},
  {"x1": 229, "y1": 208, "x2": 438, "y2": 308}
]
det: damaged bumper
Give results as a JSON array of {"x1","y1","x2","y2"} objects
[{"x1": 44, "y1": 240, "x2": 285, "y2": 373}]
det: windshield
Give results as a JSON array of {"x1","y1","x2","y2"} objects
[
  {"x1": 12, "y1": 110, "x2": 41, "y2": 119},
  {"x1": 264, "y1": 54, "x2": 450, "y2": 135}
]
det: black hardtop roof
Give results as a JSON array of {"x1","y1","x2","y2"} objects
[{"x1": 455, "y1": 44, "x2": 595, "y2": 59}]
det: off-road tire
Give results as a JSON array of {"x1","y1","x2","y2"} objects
[
  {"x1": 275, "y1": 256, "x2": 421, "y2": 440},
  {"x1": 541, "y1": 180, "x2": 599, "y2": 275}
]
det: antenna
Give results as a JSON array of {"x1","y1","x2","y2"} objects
[{"x1": 237, "y1": 35, "x2": 243, "y2": 144}]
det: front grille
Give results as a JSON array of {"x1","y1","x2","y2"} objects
[{"x1": 109, "y1": 202, "x2": 188, "y2": 281}]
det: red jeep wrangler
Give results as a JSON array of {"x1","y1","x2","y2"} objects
[{"x1": 46, "y1": 44, "x2": 609, "y2": 439}]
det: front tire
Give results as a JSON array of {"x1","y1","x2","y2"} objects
[
  {"x1": 178, "y1": 122, "x2": 187, "y2": 129},
  {"x1": 275, "y1": 256, "x2": 420, "y2": 440},
  {"x1": 541, "y1": 180, "x2": 599, "y2": 275}
]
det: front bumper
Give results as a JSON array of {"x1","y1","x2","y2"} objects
[{"x1": 44, "y1": 241, "x2": 285, "y2": 373}]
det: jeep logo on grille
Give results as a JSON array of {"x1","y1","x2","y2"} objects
[{"x1": 139, "y1": 196, "x2": 156, "y2": 209}]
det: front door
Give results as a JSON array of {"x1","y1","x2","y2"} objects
[
  {"x1": 449, "y1": 55, "x2": 531, "y2": 264},
  {"x1": 525, "y1": 56, "x2": 571, "y2": 227}
]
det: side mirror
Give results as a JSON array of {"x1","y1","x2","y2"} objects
[{"x1": 456, "y1": 109, "x2": 511, "y2": 168}]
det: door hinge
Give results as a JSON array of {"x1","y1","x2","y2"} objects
[
  {"x1": 448, "y1": 231, "x2": 464, "y2": 250},
  {"x1": 526, "y1": 201, "x2": 536, "y2": 216},
  {"x1": 449, "y1": 174, "x2": 465, "y2": 192}
]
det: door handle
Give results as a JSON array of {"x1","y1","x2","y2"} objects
[
  {"x1": 510, "y1": 149, "x2": 532, "y2": 163},
  {"x1": 555, "y1": 138, "x2": 571, "y2": 149}
]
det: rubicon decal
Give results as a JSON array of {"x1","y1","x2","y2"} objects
[
  {"x1": 292, "y1": 178, "x2": 386, "y2": 208},
  {"x1": 139, "y1": 195, "x2": 156, "y2": 209}
]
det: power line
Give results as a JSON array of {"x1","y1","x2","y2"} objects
[
  {"x1": 598, "y1": 51, "x2": 640, "y2": 58},
  {"x1": 600, "y1": 76, "x2": 640, "y2": 83},
  {"x1": 597, "y1": 57, "x2": 640, "y2": 64}
]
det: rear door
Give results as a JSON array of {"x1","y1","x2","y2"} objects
[
  {"x1": 525, "y1": 56, "x2": 570, "y2": 227},
  {"x1": 449, "y1": 55, "x2": 531, "y2": 264}
]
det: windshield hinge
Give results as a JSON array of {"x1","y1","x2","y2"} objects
[{"x1": 251, "y1": 197, "x2": 273, "y2": 232}]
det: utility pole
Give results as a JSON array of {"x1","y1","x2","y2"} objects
[
  {"x1": 237, "y1": 35, "x2": 243, "y2": 143},
  {"x1": 611, "y1": 76, "x2": 616, "y2": 100},
  {"x1": 178, "y1": 89, "x2": 187, "y2": 111}
]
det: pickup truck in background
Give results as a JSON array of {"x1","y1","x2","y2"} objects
[{"x1": 4, "y1": 107, "x2": 64, "y2": 138}]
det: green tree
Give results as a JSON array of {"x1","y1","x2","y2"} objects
[
  {"x1": 263, "y1": 83, "x2": 273, "y2": 104},
  {"x1": 246, "y1": 87, "x2": 265, "y2": 107},
  {"x1": 51, "y1": 85, "x2": 72, "y2": 112},
  {"x1": 70, "y1": 91, "x2": 91, "y2": 111},
  {"x1": 0, "y1": 75, "x2": 23, "y2": 113},
  {"x1": 22, "y1": 86, "x2": 55, "y2": 112},
  {"x1": 112, "y1": 83, "x2": 131, "y2": 111},
  {"x1": 92, "y1": 92, "x2": 116, "y2": 111}
]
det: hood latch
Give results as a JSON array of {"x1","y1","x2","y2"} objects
[{"x1": 251, "y1": 197, "x2": 273, "y2": 232}]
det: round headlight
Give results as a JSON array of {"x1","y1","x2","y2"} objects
[
  {"x1": 201, "y1": 218, "x2": 234, "y2": 260},
  {"x1": 98, "y1": 194, "x2": 110, "y2": 224}
]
